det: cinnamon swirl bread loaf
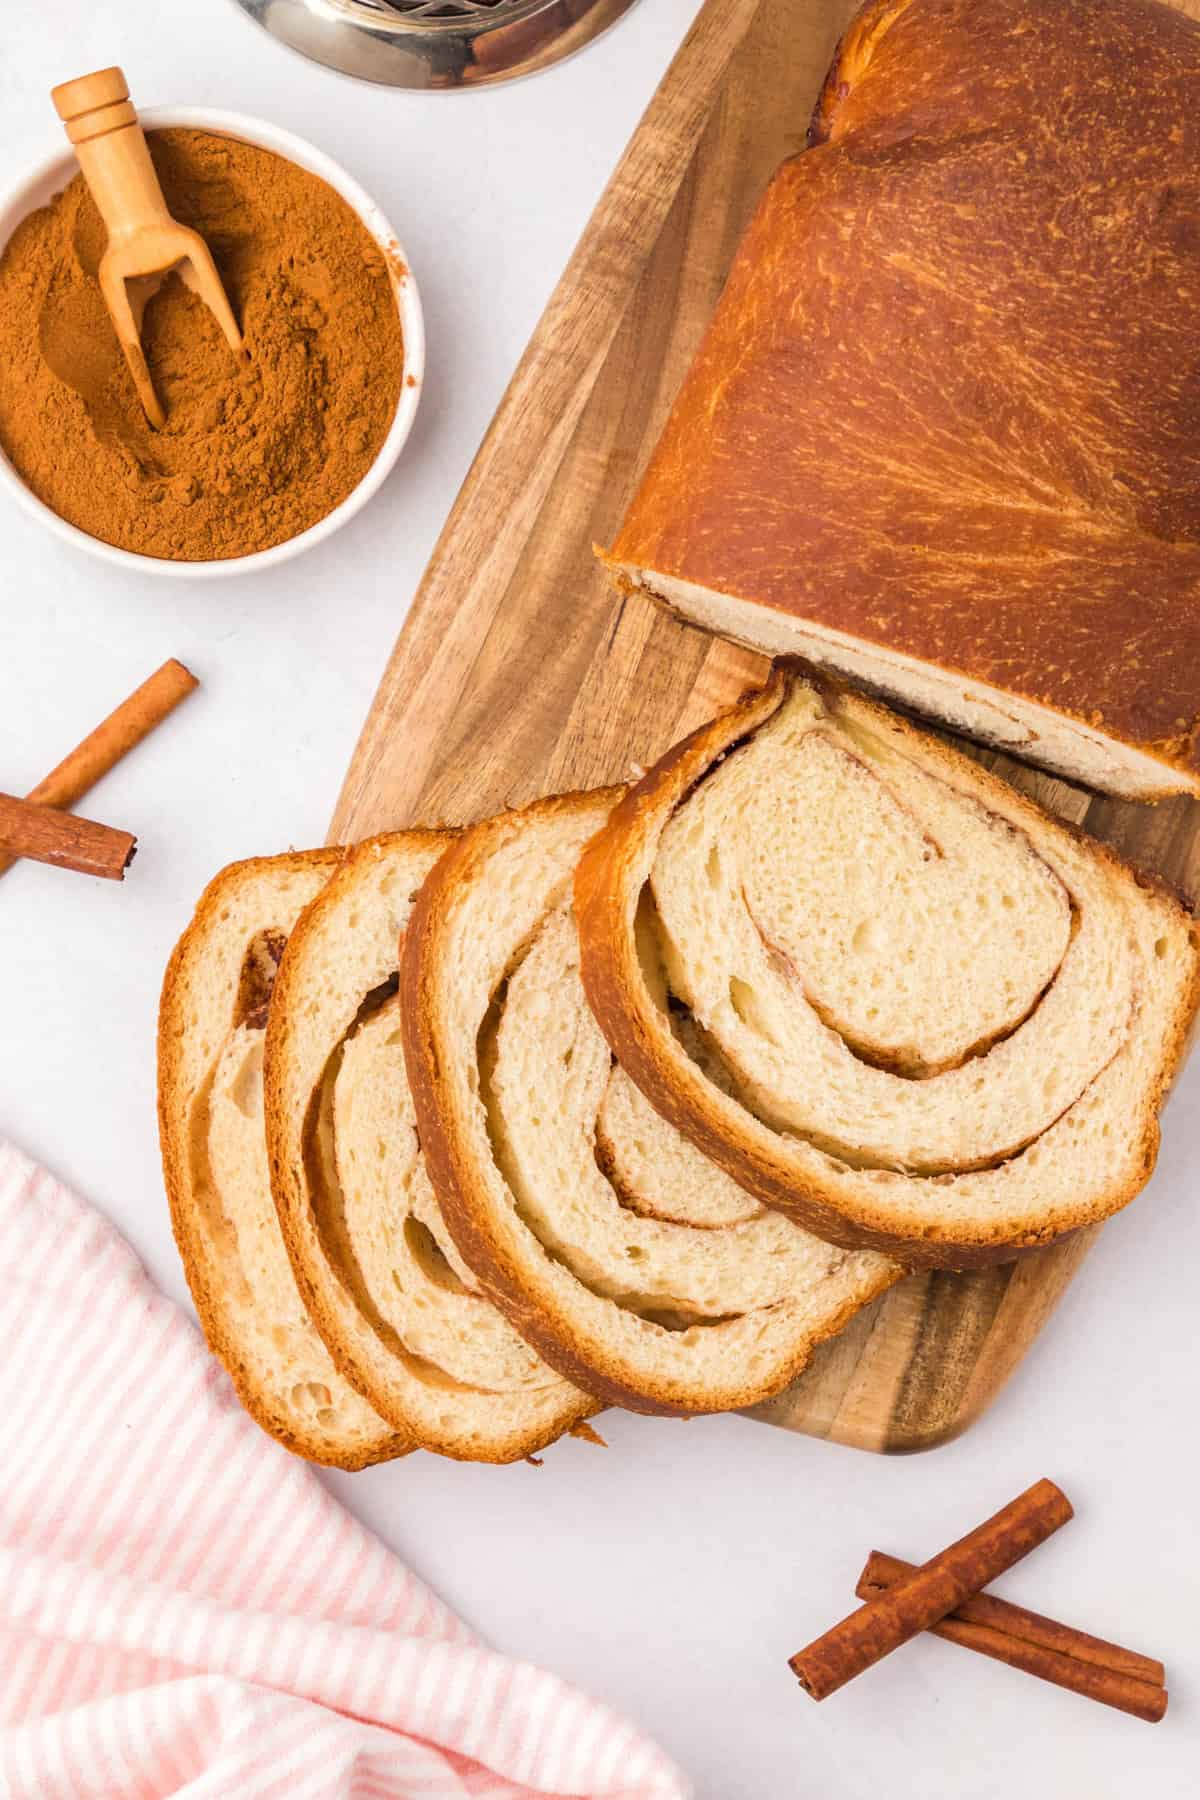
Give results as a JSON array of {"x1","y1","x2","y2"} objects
[
  {"x1": 400, "y1": 791, "x2": 897, "y2": 1415},
  {"x1": 575, "y1": 667, "x2": 1200, "y2": 1267},
  {"x1": 605, "y1": 0, "x2": 1200, "y2": 798},
  {"x1": 157, "y1": 853, "x2": 406, "y2": 1470},
  {"x1": 265, "y1": 834, "x2": 594, "y2": 1463}
]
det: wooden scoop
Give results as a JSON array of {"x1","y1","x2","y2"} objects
[{"x1": 50, "y1": 67, "x2": 242, "y2": 429}]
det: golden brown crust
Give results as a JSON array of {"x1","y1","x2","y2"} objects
[
  {"x1": 574, "y1": 661, "x2": 1200, "y2": 1268},
  {"x1": 809, "y1": 0, "x2": 915, "y2": 147},
  {"x1": 399, "y1": 788, "x2": 897, "y2": 1414},
  {"x1": 264, "y1": 829, "x2": 595, "y2": 1464},
  {"x1": 157, "y1": 850, "x2": 408, "y2": 1470},
  {"x1": 609, "y1": 0, "x2": 1200, "y2": 791}
]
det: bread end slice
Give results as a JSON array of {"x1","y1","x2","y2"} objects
[{"x1": 158, "y1": 852, "x2": 408, "y2": 1470}]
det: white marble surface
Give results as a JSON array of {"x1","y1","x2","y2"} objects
[{"x1": 2, "y1": 5, "x2": 1199, "y2": 1796}]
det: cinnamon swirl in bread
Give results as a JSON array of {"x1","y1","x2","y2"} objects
[
  {"x1": 400, "y1": 791, "x2": 896, "y2": 1415},
  {"x1": 575, "y1": 667, "x2": 1200, "y2": 1266}
]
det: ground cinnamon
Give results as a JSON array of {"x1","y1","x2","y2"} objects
[{"x1": 0, "y1": 128, "x2": 405, "y2": 560}]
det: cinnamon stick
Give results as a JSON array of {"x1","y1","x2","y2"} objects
[
  {"x1": 0, "y1": 793, "x2": 136, "y2": 881},
  {"x1": 858, "y1": 1551, "x2": 1163, "y2": 1684},
  {"x1": 789, "y1": 1478, "x2": 1073, "y2": 1701},
  {"x1": 858, "y1": 1552, "x2": 1166, "y2": 1723},
  {"x1": 0, "y1": 658, "x2": 196, "y2": 879}
]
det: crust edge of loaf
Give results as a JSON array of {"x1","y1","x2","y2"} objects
[
  {"x1": 809, "y1": 0, "x2": 916, "y2": 147},
  {"x1": 602, "y1": 558, "x2": 1200, "y2": 803}
]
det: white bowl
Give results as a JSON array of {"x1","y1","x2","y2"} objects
[{"x1": 0, "y1": 108, "x2": 424, "y2": 579}]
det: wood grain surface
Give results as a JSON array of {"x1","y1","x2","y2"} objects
[{"x1": 331, "y1": 0, "x2": 1200, "y2": 1452}]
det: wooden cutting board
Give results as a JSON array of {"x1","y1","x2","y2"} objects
[{"x1": 331, "y1": 0, "x2": 1200, "y2": 1452}]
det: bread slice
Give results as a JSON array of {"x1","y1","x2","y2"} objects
[
  {"x1": 158, "y1": 852, "x2": 406, "y2": 1470},
  {"x1": 264, "y1": 833, "x2": 594, "y2": 1463},
  {"x1": 575, "y1": 665, "x2": 1200, "y2": 1267},
  {"x1": 400, "y1": 790, "x2": 897, "y2": 1416},
  {"x1": 605, "y1": 0, "x2": 1200, "y2": 798}
]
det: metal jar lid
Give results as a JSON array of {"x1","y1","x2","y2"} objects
[{"x1": 232, "y1": 0, "x2": 642, "y2": 90}]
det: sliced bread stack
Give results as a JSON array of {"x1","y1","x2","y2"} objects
[
  {"x1": 399, "y1": 789, "x2": 896, "y2": 1415},
  {"x1": 159, "y1": 665, "x2": 1199, "y2": 1463}
]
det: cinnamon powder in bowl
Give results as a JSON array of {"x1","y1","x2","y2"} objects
[{"x1": 0, "y1": 120, "x2": 418, "y2": 570}]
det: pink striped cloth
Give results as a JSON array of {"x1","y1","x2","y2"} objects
[{"x1": 0, "y1": 1140, "x2": 689, "y2": 1800}]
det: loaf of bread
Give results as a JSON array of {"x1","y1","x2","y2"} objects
[
  {"x1": 157, "y1": 853, "x2": 406, "y2": 1470},
  {"x1": 605, "y1": 0, "x2": 1200, "y2": 798},
  {"x1": 575, "y1": 666, "x2": 1200, "y2": 1267},
  {"x1": 400, "y1": 790, "x2": 897, "y2": 1414},
  {"x1": 264, "y1": 833, "x2": 594, "y2": 1463}
]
